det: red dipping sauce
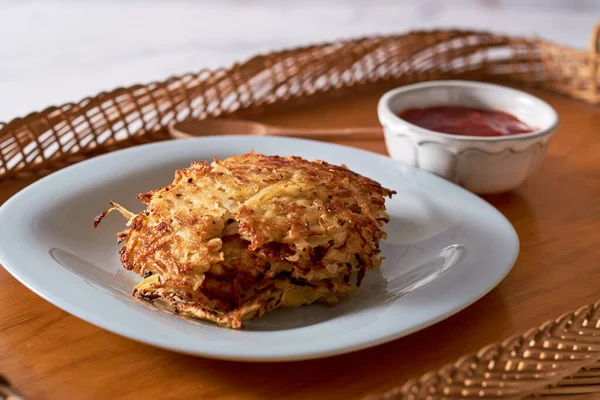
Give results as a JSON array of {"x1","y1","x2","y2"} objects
[{"x1": 397, "y1": 106, "x2": 535, "y2": 137}]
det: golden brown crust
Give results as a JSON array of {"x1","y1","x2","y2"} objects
[{"x1": 94, "y1": 152, "x2": 395, "y2": 328}]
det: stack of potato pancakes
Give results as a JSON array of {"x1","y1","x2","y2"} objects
[{"x1": 94, "y1": 152, "x2": 395, "y2": 329}]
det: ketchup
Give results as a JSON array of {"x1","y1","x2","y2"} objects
[{"x1": 397, "y1": 106, "x2": 534, "y2": 137}]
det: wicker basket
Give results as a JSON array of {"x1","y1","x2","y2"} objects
[
  {"x1": 2, "y1": 24, "x2": 600, "y2": 400},
  {"x1": 368, "y1": 301, "x2": 600, "y2": 400},
  {"x1": 1, "y1": 26, "x2": 600, "y2": 183}
]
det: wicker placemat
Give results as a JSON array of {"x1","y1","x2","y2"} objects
[
  {"x1": 1, "y1": 24, "x2": 600, "y2": 400},
  {"x1": 367, "y1": 302, "x2": 600, "y2": 399},
  {"x1": 1, "y1": 25, "x2": 600, "y2": 183}
]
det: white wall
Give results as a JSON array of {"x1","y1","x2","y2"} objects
[{"x1": 1, "y1": 0, "x2": 598, "y2": 121}]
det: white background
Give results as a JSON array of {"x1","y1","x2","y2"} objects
[{"x1": 1, "y1": 0, "x2": 599, "y2": 122}]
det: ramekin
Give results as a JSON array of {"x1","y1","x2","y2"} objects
[{"x1": 377, "y1": 80, "x2": 559, "y2": 194}]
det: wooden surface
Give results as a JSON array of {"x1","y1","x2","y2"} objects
[{"x1": 2, "y1": 88, "x2": 600, "y2": 400}]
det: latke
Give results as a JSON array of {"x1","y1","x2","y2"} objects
[{"x1": 94, "y1": 152, "x2": 395, "y2": 328}]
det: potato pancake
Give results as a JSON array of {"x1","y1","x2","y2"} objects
[{"x1": 94, "y1": 152, "x2": 395, "y2": 328}]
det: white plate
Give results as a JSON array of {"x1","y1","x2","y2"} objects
[{"x1": 0, "y1": 136, "x2": 518, "y2": 361}]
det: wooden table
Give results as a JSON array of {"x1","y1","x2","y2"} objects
[{"x1": 2, "y1": 88, "x2": 600, "y2": 400}]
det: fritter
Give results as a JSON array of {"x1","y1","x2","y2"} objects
[{"x1": 94, "y1": 152, "x2": 395, "y2": 328}]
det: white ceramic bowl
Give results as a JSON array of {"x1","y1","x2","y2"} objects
[{"x1": 377, "y1": 80, "x2": 559, "y2": 194}]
